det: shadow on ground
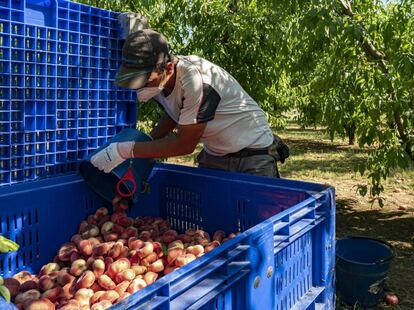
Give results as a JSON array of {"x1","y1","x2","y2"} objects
[{"x1": 336, "y1": 199, "x2": 414, "y2": 309}]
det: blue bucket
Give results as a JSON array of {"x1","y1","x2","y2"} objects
[
  {"x1": 79, "y1": 128, "x2": 155, "y2": 203},
  {"x1": 336, "y1": 236, "x2": 395, "y2": 307}
]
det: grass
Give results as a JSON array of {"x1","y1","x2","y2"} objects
[{"x1": 167, "y1": 124, "x2": 414, "y2": 310}]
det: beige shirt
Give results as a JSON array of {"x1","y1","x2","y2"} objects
[{"x1": 153, "y1": 55, "x2": 273, "y2": 156}]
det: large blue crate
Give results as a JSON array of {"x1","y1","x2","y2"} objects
[
  {"x1": 0, "y1": 163, "x2": 335, "y2": 309},
  {"x1": 0, "y1": 0, "x2": 137, "y2": 186}
]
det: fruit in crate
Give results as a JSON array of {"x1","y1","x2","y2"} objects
[{"x1": 6, "y1": 196, "x2": 239, "y2": 308}]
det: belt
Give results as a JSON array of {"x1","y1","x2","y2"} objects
[{"x1": 224, "y1": 147, "x2": 269, "y2": 158}]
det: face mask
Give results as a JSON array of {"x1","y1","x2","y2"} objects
[{"x1": 137, "y1": 71, "x2": 169, "y2": 102}]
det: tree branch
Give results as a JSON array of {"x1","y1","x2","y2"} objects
[{"x1": 338, "y1": 0, "x2": 412, "y2": 160}]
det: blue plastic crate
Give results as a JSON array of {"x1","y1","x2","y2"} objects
[
  {"x1": 0, "y1": 0, "x2": 137, "y2": 186},
  {"x1": 0, "y1": 163, "x2": 335, "y2": 309}
]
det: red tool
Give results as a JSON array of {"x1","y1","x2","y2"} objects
[{"x1": 116, "y1": 162, "x2": 137, "y2": 198}]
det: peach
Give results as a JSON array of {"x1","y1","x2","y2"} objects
[
  {"x1": 186, "y1": 245, "x2": 204, "y2": 257},
  {"x1": 70, "y1": 259, "x2": 87, "y2": 277},
  {"x1": 205, "y1": 240, "x2": 220, "y2": 253},
  {"x1": 167, "y1": 247, "x2": 184, "y2": 265},
  {"x1": 25, "y1": 298, "x2": 55, "y2": 310},
  {"x1": 141, "y1": 252, "x2": 158, "y2": 267},
  {"x1": 39, "y1": 263, "x2": 61, "y2": 278},
  {"x1": 175, "y1": 254, "x2": 196, "y2": 267},
  {"x1": 108, "y1": 241, "x2": 123, "y2": 259},
  {"x1": 137, "y1": 242, "x2": 153, "y2": 259},
  {"x1": 129, "y1": 251, "x2": 140, "y2": 265},
  {"x1": 104, "y1": 257, "x2": 114, "y2": 272},
  {"x1": 128, "y1": 237, "x2": 144, "y2": 250},
  {"x1": 148, "y1": 259, "x2": 164, "y2": 273},
  {"x1": 116, "y1": 292, "x2": 131, "y2": 302},
  {"x1": 70, "y1": 252, "x2": 81, "y2": 263},
  {"x1": 90, "y1": 291, "x2": 106, "y2": 305},
  {"x1": 20, "y1": 280, "x2": 38, "y2": 292},
  {"x1": 90, "y1": 283, "x2": 103, "y2": 293},
  {"x1": 79, "y1": 240, "x2": 92, "y2": 256},
  {"x1": 3, "y1": 278, "x2": 20, "y2": 298},
  {"x1": 118, "y1": 246, "x2": 129, "y2": 259},
  {"x1": 103, "y1": 233, "x2": 119, "y2": 242},
  {"x1": 162, "y1": 230, "x2": 178, "y2": 244},
  {"x1": 164, "y1": 265, "x2": 178, "y2": 275},
  {"x1": 38, "y1": 275, "x2": 56, "y2": 292},
  {"x1": 121, "y1": 227, "x2": 138, "y2": 239},
  {"x1": 100, "y1": 290, "x2": 119, "y2": 303},
  {"x1": 78, "y1": 221, "x2": 89, "y2": 234},
  {"x1": 127, "y1": 278, "x2": 147, "y2": 294},
  {"x1": 130, "y1": 265, "x2": 147, "y2": 276},
  {"x1": 107, "y1": 258, "x2": 130, "y2": 279},
  {"x1": 95, "y1": 207, "x2": 108, "y2": 219},
  {"x1": 138, "y1": 231, "x2": 151, "y2": 241},
  {"x1": 88, "y1": 237, "x2": 101, "y2": 247},
  {"x1": 114, "y1": 269, "x2": 135, "y2": 284},
  {"x1": 177, "y1": 234, "x2": 192, "y2": 243},
  {"x1": 185, "y1": 228, "x2": 196, "y2": 237},
  {"x1": 92, "y1": 259, "x2": 105, "y2": 278},
  {"x1": 41, "y1": 286, "x2": 63, "y2": 302},
  {"x1": 98, "y1": 215, "x2": 112, "y2": 228},
  {"x1": 70, "y1": 234, "x2": 82, "y2": 247},
  {"x1": 143, "y1": 272, "x2": 158, "y2": 286},
  {"x1": 114, "y1": 280, "x2": 130, "y2": 296},
  {"x1": 167, "y1": 240, "x2": 184, "y2": 249},
  {"x1": 213, "y1": 230, "x2": 225, "y2": 243},
  {"x1": 58, "y1": 243, "x2": 78, "y2": 262},
  {"x1": 91, "y1": 300, "x2": 112, "y2": 310},
  {"x1": 15, "y1": 289, "x2": 41, "y2": 304},
  {"x1": 92, "y1": 243, "x2": 111, "y2": 256},
  {"x1": 74, "y1": 271, "x2": 95, "y2": 290},
  {"x1": 81, "y1": 224, "x2": 100, "y2": 239},
  {"x1": 114, "y1": 215, "x2": 133, "y2": 228},
  {"x1": 100, "y1": 221, "x2": 114, "y2": 235},
  {"x1": 87, "y1": 214, "x2": 98, "y2": 226},
  {"x1": 61, "y1": 282, "x2": 75, "y2": 300},
  {"x1": 194, "y1": 230, "x2": 210, "y2": 241},
  {"x1": 98, "y1": 275, "x2": 116, "y2": 290},
  {"x1": 228, "y1": 233, "x2": 237, "y2": 239},
  {"x1": 13, "y1": 271, "x2": 33, "y2": 284},
  {"x1": 112, "y1": 224, "x2": 125, "y2": 235},
  {"x1": 74, "y1": 288, "x2": 94, "y2": 308}
]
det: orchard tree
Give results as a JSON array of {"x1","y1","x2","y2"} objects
[{"x1": 78, "y1": 0, "x2": 414, "y2": 200}]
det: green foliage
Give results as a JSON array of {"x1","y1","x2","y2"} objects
[{"x1": 77, "y1": 0, "x2": 414, "y2": 200}]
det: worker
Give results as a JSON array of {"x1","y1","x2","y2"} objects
[{"x1": 91, "y1": 29, "x2": 289, "y2": 177}]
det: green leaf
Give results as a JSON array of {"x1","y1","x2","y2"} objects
[{"x1": 0, "y1": 236, "x2": 19, "y2": 253}]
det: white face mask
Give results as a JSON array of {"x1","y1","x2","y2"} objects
[{"x1": 137, "y1": 72, "x2": 169, "y2": 103}]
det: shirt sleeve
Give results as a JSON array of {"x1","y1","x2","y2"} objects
[{"x1": 177, "y1": 64, "x2": 204, "y2": 125}]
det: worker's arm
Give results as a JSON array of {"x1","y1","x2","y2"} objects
[
  {"x1": 135, "y1": 123, "x2": 206, "y2": 158},
  {"x1": 150, "y1": 112, "x2": 177, "y2": 140},
  {"x1": 91, "y1": 123, "x2": 206, "y2": 172}
]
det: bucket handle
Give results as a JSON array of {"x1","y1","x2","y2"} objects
[{"x1": 116, "y1": 165, "x2": 137, "y2": 198}]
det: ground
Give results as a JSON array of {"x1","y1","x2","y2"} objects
[{"x1": 166, "y1": 125, "x2": 414, "y2": 310}]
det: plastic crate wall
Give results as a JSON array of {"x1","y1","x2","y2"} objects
[
  {"x1": 0, "y1": 0, "x2": 137, "y2": 186},
  {"x1": 0, "y1": 163, "x2": 335, "y2": 309}
]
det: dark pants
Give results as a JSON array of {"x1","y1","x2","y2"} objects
[{"x1": 196, "y1": 149, "x2": 280, "y2": 178}]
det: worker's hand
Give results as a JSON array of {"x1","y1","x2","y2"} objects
[{"x1": 91, "y1": 142, "x2": 135, "y2": 173}]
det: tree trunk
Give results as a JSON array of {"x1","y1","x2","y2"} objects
[{"x1": 345, "y1": 123, "x2": 356, "y2": 145}]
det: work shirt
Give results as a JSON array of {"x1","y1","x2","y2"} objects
[{"x1": 152, "y1": 55, "x2": 273, "y2": 156}]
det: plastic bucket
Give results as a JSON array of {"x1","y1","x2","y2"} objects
[
  {"x1": 79, "y1": 128, "x2": 155, "y2": 203},
  {"x1": 336, "y1": 236, "x2": 395, "y2": 307}
]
